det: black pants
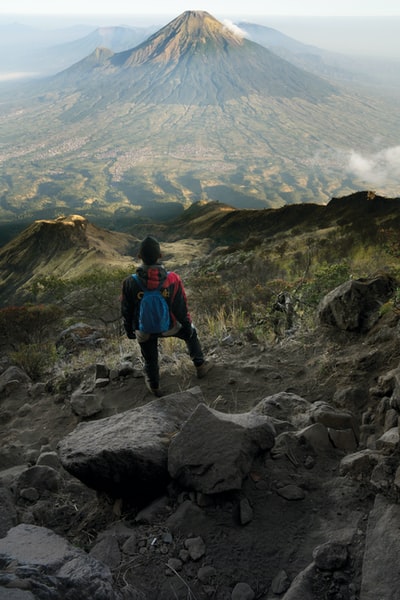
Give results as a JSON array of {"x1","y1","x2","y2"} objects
[{"x1": 139, "y1": 327, "x2": 204, "y2": 387}]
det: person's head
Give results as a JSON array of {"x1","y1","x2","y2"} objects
[{"x1": 138, "y1": 235, "x2": 161, "y2": 265}]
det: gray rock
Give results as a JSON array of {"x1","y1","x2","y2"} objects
[
  {"x1": 271, "y1": 569, "x2": 290, "y2": 594},
  {"x1": 58, "y1": 387, "x2": 203, "y2": 501},
  {"x1": 90, "y1": 535, "x2": 122, "y2": 569},
  {"x1": 339, "y1": 449, "x2": 380, "y2": 478},
  {"x1": 333, "y1": 386, "x2": 368, "y2": 413},
  {"x1": 360, "y1": 495, "x2": 400, "y2": 599},
  {"x1": 276, "y1": 484, "x2": 305, "y2": 500},
  {"x1": 317, "y1": 274, "x2": 396, "y2": 331},
  {"x1": 70, "y1": 391, "x2": 103, "y2": 417},
  {"x1": 0, "y1": 589, "x2": 35, "y2": 599},
  {"x1": 252, "y1": 391, "x2": 312, "y2": 429},
  {"x1": 184, "y1": 536, "x2": 206, "y2": 561},
  {"x1": 0, "y1": 366, "x2": 31, "y2": 386},
  {"x1": 296, "y1": 422, "x2": 334, "y2": 454},
  {"x1": 282, "y1": 563, "x2": 316, "y2": 600},
  {"x1": 36, "y1": 451, "x2": 60, "y2": 470},
  {"x1": 56, "y1": 322, "x2": 104, "y2": 353},
  {"x1": 239, "y1": 497, "x2": 253, "y2": 525},
  {"x1": 197, "y1": 565, "x2": 216, "y2": 584},
  {"x1": 310, "y1": 401, "x2": 359, "y2": 442},
  {"x1": 0, "y1": 486, "x2": 17, "y2": 537},
  {"x1": 96, "y1": 363, "x2": 109, "y2": 379},
  {"x1": 0, "y1": 523, "x2": 123, "y2": 600},
  {"x1": 328, "y1": 428, "x2": 358, "y2": 451},
  {"x1": 312, "y1": 541, "x2": 348, "y2": 570},
  {"x1": 122, "y1": 534, "x2": 137, "y2": 556},
  {"x1": 376, "y1": 427, "x2": 399, "y2": 453},
  {"x1": 168, "y1": 403, "x2": 275, "y2": 494},
  {"x1": 231, "y1": 582, "x2": 255, "y2": 600},
  {"x1": 16, "y1": 465, "x2": 61, "y2": 498}
]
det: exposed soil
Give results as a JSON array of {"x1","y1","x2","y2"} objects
[{"x1": 1, "y1": 309, "x2": 400, "y2": 599}]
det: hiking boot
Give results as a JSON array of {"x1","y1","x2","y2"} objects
[
  {"x1": 196, "y1": 360, "x2": 213, "y2": 379},
  {"x1": 144, "y1": 375, "x2": 163, "y2": 397}
]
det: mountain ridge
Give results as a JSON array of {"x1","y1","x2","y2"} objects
[{"x1": 1, "y1": 192, "x2": 400, "y2": 308}]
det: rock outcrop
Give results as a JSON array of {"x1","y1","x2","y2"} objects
[{"x1": 318, "y1": 274, "x2": 397, "y2": 331}]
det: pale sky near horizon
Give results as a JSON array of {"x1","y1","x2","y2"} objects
[{"x1": 0, "y1": 0, "x2": 399, "y2": 16}]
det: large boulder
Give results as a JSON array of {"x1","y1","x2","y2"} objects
[
  {"x1": 317, "y1": 274, "x2": 397, "y2": 332},
  {"x1": 252, "y1": 391, "x2": 312, "y2": 430},
  {"x1": 168, "y1": 403, "x2": 276, "y2": 494},
  {"x1": 360, "y1": 495, "x2": 400, "y2": 600},
  {"x1": 57, "y1": 387, "x2": 203, "y2": 502},
  {"x1": 0, "y1": 523, "x2": 123, "y2": 600}
]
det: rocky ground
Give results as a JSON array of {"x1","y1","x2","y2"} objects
[{"x1": 1, "y1": 296, "x2": 400, "y2": 599}]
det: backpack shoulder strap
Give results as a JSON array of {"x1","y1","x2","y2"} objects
[{"x1": 132, "y1": 274, "x2": 146, "y2": 291}]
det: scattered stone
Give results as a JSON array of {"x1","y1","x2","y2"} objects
[
  {"x1": 239, "y1": 497, "x2": 253, "y2": 524},
  {"x1": 36, "y1": 451, "x2": 60, "y2": 469},
  {"x1": 276, "y1": 484, "x2": 305, "y2": 501},
  {"x1": 376, "y1": 427, "x2": 399, "y2": 453},
  {"x1": 328, "y1": 428, "x2": 358, "y2": 452},
  {"x1": 70, "y1": 391, "x2": 103, "y2": 417},
  {"x1": 19, "y1": 487, "x2": 40, "y2": 502},
  {"x1": 95, "y1": 378, "x2": 110, "y2": 388},
  {"x1": 282, "y1": 563, "x2": 316, "y2": 600},
  {"x1": 184, "y1": 536, "x2": 206, "y2": 561},
  {"x1": 118, "y1": 362, "x2": 136, "y2": 377},
  {"x1": 339, "y1": 449, "x2": 380, "y2": 478},
  {"x1": 166, "y1": 558, "x2": 183, "y2": 573},
  {"x1": 90, "y1": 534, "x2": 122, "y2": 570},
  {"x1": 122, "y1": 534, "x2": 137, "y2": 555},
  {"x1": 0, "y1": 366, "x2": 31, "y2": 387},
  {"x1": 252, "y1": 391, "x2": 312, "y2": 429},
  {"x1": 296, "y1": 422, "x2": 333, "y2": 454},
  {"x1": 333, "y1": 386, "x2": 368, "y2": 413},
  {"x1": 0, "y1": 524, "x2": 124, "y2": 599},
  {"x1": 310, "y1": 401, "x2": 359, "y2": 442},
  {"x1": 312, "y1": 541, "x2": 348, "y2": 570},
  {"x1": 16, "y1": 465, "x2": 61, "y2": 498},
  {"x1": 197, "y1": 565, "x2": 216, "y2": 584},
  {"x1": 231, "y1": 582, "x2": 255, "y2": 600},
  {"x1": 96, "y1": 363, "x2": 109, "y2": 379},
  {"x1": 384, "y1": 408, "x2": 398, "y2": 431},
  {"x1": 56, "y1": 323, "x2": 104, "y2": 354},
  {"x1": 271, "y1": 569, "x2": 290, "y2": 594}
]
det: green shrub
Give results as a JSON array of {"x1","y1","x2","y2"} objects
[
  {"x1": 10, "y1": 342, "x2": 58, "y2": 381},
  {"x1": 0, "y1": 304, "x2": 64, "y2": 350}
]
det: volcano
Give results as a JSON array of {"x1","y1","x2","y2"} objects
[
  {"x1": 1, "y1": 10, "x2": 399, "y2": 219},
  {"x1": 57, "y1": 10, "x2": 337, "y2": 105}
]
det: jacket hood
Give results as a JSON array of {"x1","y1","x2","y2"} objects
[{"x1": 136, "y1": 264, "x2": 168, "y2": 289}]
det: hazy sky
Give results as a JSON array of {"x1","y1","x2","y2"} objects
[{"x1": 1, "y1": 0, "x2": 399, "y2": 16}]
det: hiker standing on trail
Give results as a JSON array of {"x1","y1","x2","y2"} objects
[{"x1": 121, "y1": 235, "x2": 212, "y2": 396}]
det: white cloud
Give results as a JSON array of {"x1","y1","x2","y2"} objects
[
  {"x1": 347, "y1": 146, "x2": 400, "y2": 184},
  {"x1": 222, "y1": 20, "x2": 247, "y2": 39}
]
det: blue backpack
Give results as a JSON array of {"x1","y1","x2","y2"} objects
[{"x1": 133, "y1": 274, "x2": 171, "y2": 334}]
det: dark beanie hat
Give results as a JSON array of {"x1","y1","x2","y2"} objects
[{"x1": 138, "y1": 235, "x2": 161, "y2": 265}]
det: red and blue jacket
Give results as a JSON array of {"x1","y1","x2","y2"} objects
[{"x1": 121, "y1": 263, "x2": 193, "y2": 338}]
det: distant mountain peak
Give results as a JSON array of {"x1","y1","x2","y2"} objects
[{"x1": 123, "y1": 10, "x2": 244, "y2": 66}]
